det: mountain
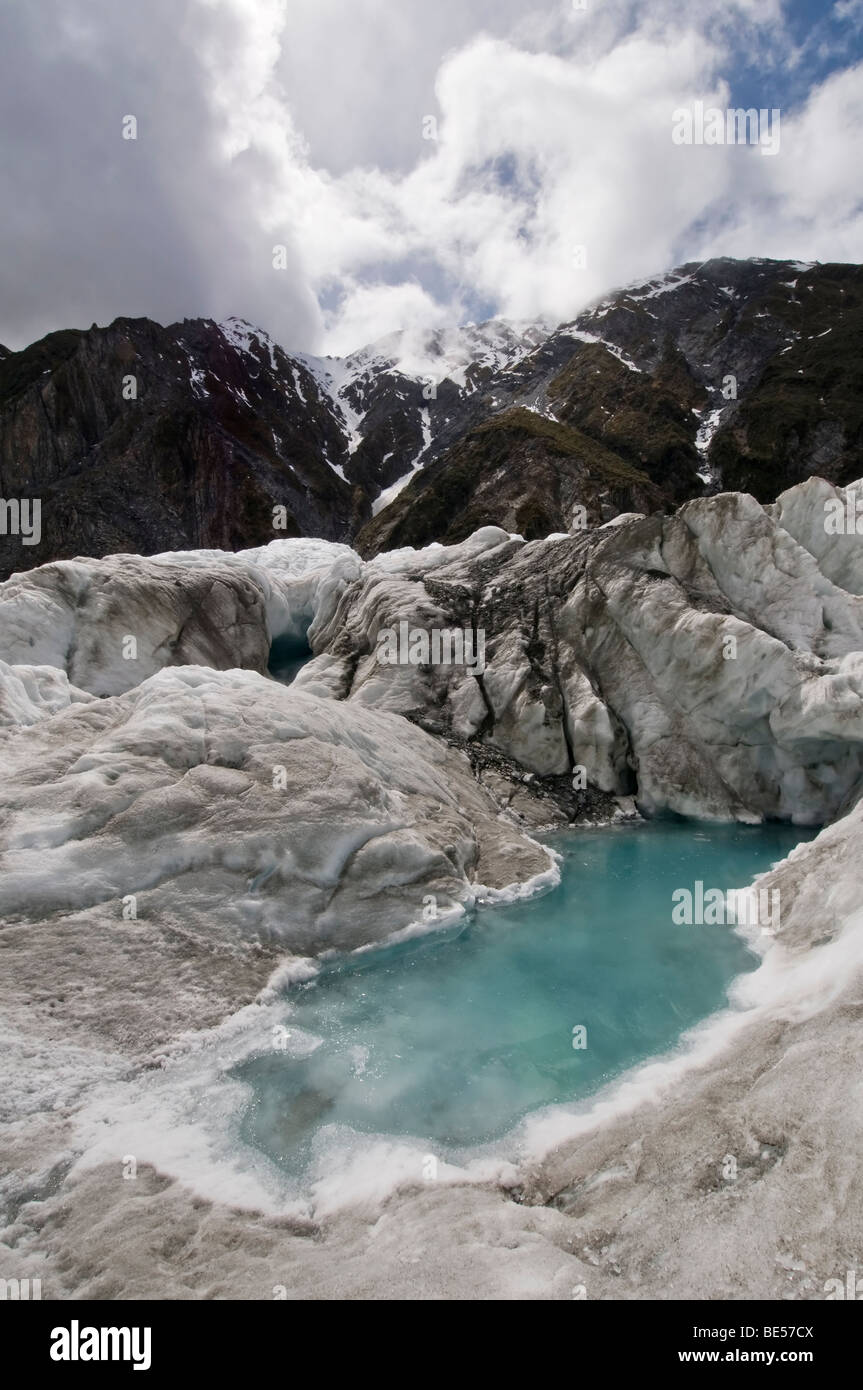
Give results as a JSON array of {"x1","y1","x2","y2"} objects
[
  {"x1": 299, "y1": 317, "x2": 549, "y2": 503},
  {"x1": 357, "y1": 257, "x2": 863, "y2": 551},
  {"x1": 1, "y1": 257, "x2": 861, "y2": 580},
  {"x1": 0, "y1": 311, "x2": 545, "y2": 580},
  {"x1": 0, "y1": 315, "x2": 357, "y2": 582}
]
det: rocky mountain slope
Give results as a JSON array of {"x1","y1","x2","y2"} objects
[
  {"x1": 1, "y1": 258, "x2": 860, "y2": 580},
  {"x1": 358, "y1": 257, "x2": 863, "y2": 551}
]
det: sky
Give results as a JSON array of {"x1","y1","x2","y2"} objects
[{"x1": 0, "y1": 0, "x2": 861, "y2": 355}]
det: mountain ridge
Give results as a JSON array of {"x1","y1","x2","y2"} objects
[{"x1": 1, "y1": 256, "x2": 861, "y2": 579}]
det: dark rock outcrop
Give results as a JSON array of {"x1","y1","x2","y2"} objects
[{"x1": 2, "y1": 258, "x2": 861, "y2": 580}]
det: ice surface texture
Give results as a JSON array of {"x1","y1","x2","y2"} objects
[{"x1": 3, "y1": 476, "x2": 863, "y2": 1297}]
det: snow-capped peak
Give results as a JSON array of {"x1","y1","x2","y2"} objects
[{"x1": 219, "y1": 316, "x2": 278, "y2": 368}]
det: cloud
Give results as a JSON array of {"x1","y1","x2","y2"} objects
[
  {"x1": 321, "y1": 280, "x2": 456, "y2": 357},
  {"x1": 0, "y1": 0, "x2": 320, "y2": 349},
  {"x1": 0, "y1": 0, "x2": 860, "y2": 355},
  {"x1": 697, "y1": 61, "x2": 863, "y2": 262}
]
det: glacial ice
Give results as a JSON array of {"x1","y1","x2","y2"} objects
[
  {"x1": 4, "y1": 483, "x2": 863, "y2": 821},
  {"x1": 0, "y1": 540, "x2": 361, "y2": 695},
  {"x1": 0, "y1": 660, "x2": 94, "y2": 728},
  {"x1": 0, "y1": 665, "x2": 551, "y2": 955},
  {"x1": 3, "y1": 475, "x2": 863, "y2": 1301},
  {"x1": 310, "y1": 481, "x2": 863, "y2": 821}
]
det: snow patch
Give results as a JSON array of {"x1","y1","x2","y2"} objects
[{"x1": 220, "y1": 316, "x2": 277, "y2": 369}]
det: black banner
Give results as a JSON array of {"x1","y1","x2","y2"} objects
[{"x1": 4, "y1": 1297, "x2": 857, "y2": 1375}]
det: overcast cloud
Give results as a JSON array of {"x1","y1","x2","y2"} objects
[{"x1": 0, "y1": 0, "x2": 861, "y2": 354}]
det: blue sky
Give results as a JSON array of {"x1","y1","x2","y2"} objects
[{"x1": 730, "y1": 0, "x2": 863, "y2": 108}]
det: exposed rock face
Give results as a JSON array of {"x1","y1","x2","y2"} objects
[
  {"x1": 357, "y1": 257, "x2": 863, "y2": 553},
  {"x1": 302, "y1": 320, "x2": 549, "y2": 502},
  {"x1": 707, "y1": 262, "x2": 863, "y2": 499},
  {"x1": 0, "y1": 316, "x2": 357, "y2": 581},
  {"x1": 2, "y1": 259, "x2": 861, "y2": 580},
  {"x1": 0, "y1": 314, "x2": 545, "y2": 581},
  {"x1": 355, "y1": 407, "x2": 662, "y2": 552}
]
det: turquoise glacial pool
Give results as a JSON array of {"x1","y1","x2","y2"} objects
[{"x1": 234, "y1": 819, "x2": 815, "y2": 1174}]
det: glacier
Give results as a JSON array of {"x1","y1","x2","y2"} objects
[{"x1": 2, "y1": 474, "x2": 863, "y2": 1299}]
